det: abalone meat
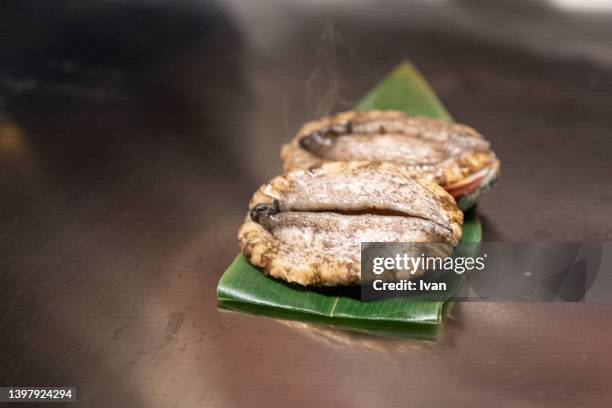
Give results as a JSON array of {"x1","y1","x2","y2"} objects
[
  {"x1": 281, "y1": 110, "x2": 500, "y2": 206},
  {"x1": 238, "y1": 161, "x2": 463, "y2": 286}
]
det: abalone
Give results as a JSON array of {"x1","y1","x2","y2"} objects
[
  {"x1": 238, "y1": 161, "x2": 463, "y2": 286},
  {"x1": 281, "y1": 110, "x2": 500, "y2": 203}
]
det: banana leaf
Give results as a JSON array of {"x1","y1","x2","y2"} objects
[{"x1": 217, "y1": 62, "x2": 482, "y2": 340}]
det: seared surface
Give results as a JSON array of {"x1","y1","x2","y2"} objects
[
  {"x1": 268, "y1": 212, "x2": 454, "y2": 250},
  {"x1": 267, "y1": 161, "x2": 460, "y2": 231},
  {"x1": 282, "y1": 111, "x2": 499, "y2": 187},
  {"x1": 239, "y1": 161, "x2": 462, "y2": 285}
]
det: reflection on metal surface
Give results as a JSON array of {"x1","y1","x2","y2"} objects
[
  {"x1": 273, "y1": 306, "x2": 464, "y2": 354},
  {"x1": 550, "y1": 0, "x2": 612, "y2": 11},
  {"x1": 0, "y1": 114, "x2": 26, "y2": 154},
  {"x1": 280, "y1": 320, "x2": 432, "y2": 353}
]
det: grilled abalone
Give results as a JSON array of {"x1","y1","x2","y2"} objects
[
  {"x1": 238, "y1": 161, "x2": 463, "y2": 286},
  {"x1": 281, "y1": 110, "x2": 500, "y2": 205}
]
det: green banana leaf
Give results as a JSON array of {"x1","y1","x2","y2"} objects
[
  {"x1": 217, "y1": 62, "x2": 482, "y2": 340},
  {"x1": 355, "y1": 62, "x2": 452, "y2": 119}
]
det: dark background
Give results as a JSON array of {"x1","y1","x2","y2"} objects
[{"x1": 1, "y1": 0, "x2": 611, "y2": 406}]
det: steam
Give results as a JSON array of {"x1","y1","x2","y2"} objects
[{"x1": 305, "y1": 22, "x2": 353, "y2": 118}]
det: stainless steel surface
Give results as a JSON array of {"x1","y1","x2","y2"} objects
[{"x1": 1, "y1": 1, "x2": 612, "y2": 406}]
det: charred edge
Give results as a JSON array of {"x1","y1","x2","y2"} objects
[
  {"x1": 298, "y1": 130, "x2": 333, "y2": 153},
  {"x1": 298, "y1": 121, "x2": 353, "y2": 153},
  {"x1": 250, "y1": 200, "x2": 281, "y2": 224},
  {"x1": 298, "y1": 208, "x2": 454, "y2": 235}
]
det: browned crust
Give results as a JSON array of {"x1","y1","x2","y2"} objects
[
  {"x1": 280, "y1": 110, "x2": 499, "y2": 187},
  {"x1": 238, "y1": 161, "x2": 463, "y2": 286},
  {"x1": 238, "y1": 216, "x2": 359, "y2": 286}
]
